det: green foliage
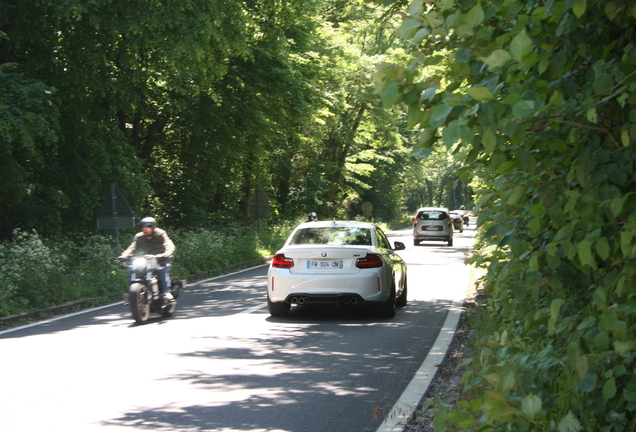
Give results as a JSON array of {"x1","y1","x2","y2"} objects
[
  {"x1": 169, "y1": 219, "x2": 298, "y2": 277},
  {"x1": 0, "y1": 229, "x2": 123, "y2": 316},
  {"x1": 377, "y1": 0, "x2": 636, "y2": 429},
  {"x1": 0, "y1": 0, "x2": 426, "y2": 235}
]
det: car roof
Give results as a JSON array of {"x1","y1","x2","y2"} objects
[
  {"x1": 416, "y1": 207, "x2": 449, "y2": 213},
  {"x1": 295, "y1": 220, "x2": 376, "y2": 229}
]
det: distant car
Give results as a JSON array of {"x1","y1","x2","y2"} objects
[
  {"x1": 413, "y1": 207, "x2": 453, "y2": 246},
  {"x1": 449, "y1": 212, "x2": 464, "y2": 233},
  {"x1": 267, "y1": 221, "x2": 407, "y2": 318}
]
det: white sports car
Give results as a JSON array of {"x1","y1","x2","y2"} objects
[{"x1": 267, "y1": 221, "x2": 407, "y2": 317}]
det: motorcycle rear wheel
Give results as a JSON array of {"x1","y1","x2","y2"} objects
[
  {"x1": 129, "y1": 283, "x2": 150, "y2": 324},
  {"x1": 162, "y1": 301, "x2": 176, "y2": 318}
]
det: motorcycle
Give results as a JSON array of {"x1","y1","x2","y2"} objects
[
  {"x1": 119, "y1": 255, "x2": 185, "y2": 324},
  {"x1": 462, "y1": 214, "x2": 469, "y2": 226}
]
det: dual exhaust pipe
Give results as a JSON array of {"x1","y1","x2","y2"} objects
[
  {"x1": 290, "y1": 296, "x2": 309, "y2": 304},
  {"x1": 342, "y1": 297, "x2": 358, "y2": 305}
]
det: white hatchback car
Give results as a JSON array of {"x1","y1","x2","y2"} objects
[{"x1": 267, "y1": 221, "x2": 407, "y2": 318}]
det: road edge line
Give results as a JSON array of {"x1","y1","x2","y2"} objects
[{"x1": 375, "y1": 298, "x2": 463, "y2": 432}]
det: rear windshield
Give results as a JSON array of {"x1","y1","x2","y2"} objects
[
  {"x1": 417, "y1": 211, "x2": 448, "y2": 220},
  {"x1": 289, "y1": 227, "x2": 372, "y2": 246}
]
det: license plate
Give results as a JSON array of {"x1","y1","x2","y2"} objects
[
  {"x1": 307, "y1": 260, "x2": 343, "y2": 269},
  {"x1": 424, "y1": 226, "x2": 442, "y2": 231}
]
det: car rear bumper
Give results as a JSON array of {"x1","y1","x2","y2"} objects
[
  {"x1": 267, "y1": 269, "x2": 390, "y2": 304},
  {"x1": 284, "y1": 293, "x2": 367, "y2": 305},
  {"x1": 414, "y1": 234, "x2": 451, "y2": 241}
]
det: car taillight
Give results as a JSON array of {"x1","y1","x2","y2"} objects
[
  {"x1": 272, "y1": 253, "x2": 294, "y2": 268},
  {"x1": 413, "y1": 218, "x2": 418, "y2": 227},
  {"x1": 356, "y1": 254, "x2": 383, "y2": 269}
]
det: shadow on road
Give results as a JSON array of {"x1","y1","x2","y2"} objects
[{"x1": 99, "y1": 298, "x2": 452, "y2": 432}]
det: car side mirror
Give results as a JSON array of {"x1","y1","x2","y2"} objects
[{"x1": 393, "y1": 241, "x2": 406, "y2": 251}]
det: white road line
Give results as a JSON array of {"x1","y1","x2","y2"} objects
[
  {"x1": 239, "y1": 303, "x2": 267, "y2": 314},
  {"x1": 0, "y1": 302, "x2": 125, "y2": 336},
  {"x1": 376, "y1": 298, "x2": 463, "y2": 432}
]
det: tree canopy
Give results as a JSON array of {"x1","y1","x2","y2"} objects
[{"x1": 0, "y1": 0, "x2": 472, "y2": 238}]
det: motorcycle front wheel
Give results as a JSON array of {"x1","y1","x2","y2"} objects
[{"x1": 129, "y1": 283, "x2": 150, "y2": 324}]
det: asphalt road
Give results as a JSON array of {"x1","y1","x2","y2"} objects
[{"x1": 0, "y1": 223, "x2": 475, "y2": 432}]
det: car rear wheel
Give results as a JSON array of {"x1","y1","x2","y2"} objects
[
  {"x1": 377, "y1": 283, "x2": 396, "y2": 318},
  {"x1": 448, "y1": 238, "x2": 453, "y2": 246},
  {"x1": 267, "y1": 295, "x2": 290, "y2": 317},
  {"x1": 413, "y1": 239, "x2": 420, "y2": 246},
  {"x1": 396, "y1": 278, "x2": 408, "y2": 308}
]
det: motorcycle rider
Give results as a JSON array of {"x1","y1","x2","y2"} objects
[
  {"x1": 118, "y1": 217, "x2": 176, "y2": 301},
  {"x1": 307, "y1": 212, "x2": 318, "y2": 222}
]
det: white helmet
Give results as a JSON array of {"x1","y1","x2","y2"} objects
[{"x1": 140, "y1": 217, "x2": 157, "y2": 229}]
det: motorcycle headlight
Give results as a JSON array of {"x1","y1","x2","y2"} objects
[{"x1": 132, "y1": 257, "x2": 147, "y2": 270}]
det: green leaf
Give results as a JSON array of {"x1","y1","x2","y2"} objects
[
  {"x1": 483, "y1": 49, "x2": 512, "y2": 68},
  {"x1": 381, "y1": 80, "x2": 400, "y2": 106},
  {"x1": 622, "y1": 129, "x2": 630, "y2": 146},
  {"x1": 625, "y1": 389, "x2": 636, "y2": 403},
  {"x1": 407, "y1": 103, "x2": 422, "y2": 128},
  {"x1": 399, "y1": 18, "x2": 422, "y2": 39},
  {"x1": 593, "y1": 73, "x2": 614, "y2": 94},
  {"x1": 439, "y1": 0, "x2": 454, "y2": 11},
  {"x1": 594, "y1": 331, "x2": 611, "y2": 351},
  {"x1": 489, "y1": 405, "x2": 518, "y2": 422},
  {"x1": 603, "y1": 377, "x2": 617, "y2": 402},
  {"x1": 428, "y1": 104, "x2": 453, "y2": 128},
  {"x1": 577, "y1": 239, "x2": 592, "y2": 265},
  {"x1": 595, "y1": 237, "x2": 610, "y2": 260},
  {"x1": 572, "y1": 0, "x2": 587, "y2": 18},
  {"x1": 512, "y1": 100, "x2": 535, "y2": 119},
  {"x1": 550, "y1": 298, "x2": 565, "y2": 320},
  {"x1": 558, "y1": 411, "x2": 582, "y2": 432},
  {"x1": 599, "y1": 311, "x2": 619, "y2": 333},
  {"x1": 549, "y1": 90, "x2": 563, "y2": 106},
  {"x1": 501, "y1": 372, "x2": 516, "y2": 392},
  {"x1": 507, "y1": 185, "x2": 527, "y2": 206},
  {"x1": 579, "y1": 373, "x2": 598, "y2": 392},
  {"x1": 465, "y1": 4, "x2": 485, "y2": 27},
  {"x1": 521, "y1": 394, "x2": 542, "y2": 419},
  {"x1": 614, "y1": 340, "x2": 635, "y2": 355},
  {"x1": 610, "y1": 196, "x2": 624, "y2": 216},
  {"x1": 482, "y1": 127, "x2": 497, "y2": 152},
  {"x1": 529, "y1": 253, "x2": 539, "y2": 271},
  {"x1": 442, "y1": 120, "x2": 461, "y2": 149},
  {"x1": 510, "y1": 28, "x2": 533, "y2": 62},
  {"x1": 444, "y1": 410, "x2": 476, "y2": 427},
  {"x1": 576, "y1": 355, "x2": 589, "y2": 379},
  {"x1": 586, "y1": 107, "x2": 597, "y2": 123},
  {"x1": 408, "y1": 0, "x2": 424, "y2": 16},
  {"x1": 467, "y1": 86, "x2": 494, "y2": 101}
]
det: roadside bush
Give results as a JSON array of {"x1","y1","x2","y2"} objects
[
  {"x1": 170, "y1": 219, "x2": 298, "y2": 278},
  {"x1": 0, "y1": 229, "x2": 125, "y2": 316}
]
